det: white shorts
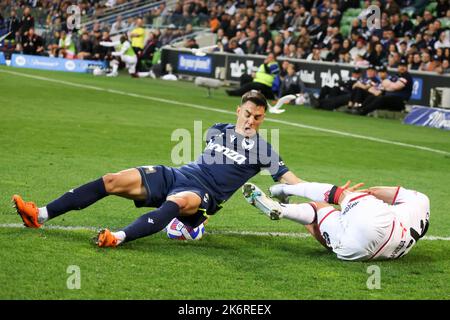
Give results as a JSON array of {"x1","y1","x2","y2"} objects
[
  {"x1": 120, "y1": 55, "x2": 137, "y2": 73},
  {"x1": 317, "y1": 187, "x2": 430, "y2": 261}
]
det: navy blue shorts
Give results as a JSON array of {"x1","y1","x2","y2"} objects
[{"x1": 134, "y1": 165, "x2": 222, "y2": 228}]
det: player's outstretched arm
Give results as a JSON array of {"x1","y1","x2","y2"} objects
[{"x1": 359, "y1": 186, "x2": 400, "y2": 204}]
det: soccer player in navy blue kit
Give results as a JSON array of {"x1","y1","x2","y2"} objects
[{"x1": 13, "y1": 91, "x2": 302, "y2": 247}]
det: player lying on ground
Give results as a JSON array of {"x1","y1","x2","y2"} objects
[
  {"x1": 243, "y1": 181, "x2": 430, "y2": 261},
  {"x1": 12, "y1": 90, "x2": 303, "y2": 247}
]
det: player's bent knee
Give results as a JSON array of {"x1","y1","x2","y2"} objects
[
  {"x1": 102, "y1": 172, "x2": 127, "y2": 194},
  {"x1": 166, "y1": 193, "x2": 201, "y2": 214},
  {"x1": 102, "y1": 173, "x2": 116, "y2": 194},
  {"x1": 166, "y1": 196, "x2": 188, "y2": 210}
]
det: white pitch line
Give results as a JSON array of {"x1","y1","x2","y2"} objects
[
  {"x1": 1, "y1": 69, "x2": 449, "y2": 157},
  {"x1": 1, "y1": 223, "x2": 449, "y2": 241}
]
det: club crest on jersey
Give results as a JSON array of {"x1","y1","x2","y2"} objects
[
  {"x1": 241, "y1": 138, "x2": 255, "y2": 150},
  {"x1": 203, "y1": 193, "x2": 209, "y2": 203},
  {"x1": 143, "y1": 166, "x2": 156, "y2": 174}
]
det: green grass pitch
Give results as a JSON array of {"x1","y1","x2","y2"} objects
[{"x1": 0, "y1": 66, "x2": 449, "y2": 299}]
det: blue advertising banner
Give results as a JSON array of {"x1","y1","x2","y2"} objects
[
  {"x1": 10, "y1": 54, "x2": 106, "y2": 73},
  {"x1": 410, "y1": 78, "x2": 423, "y2": 101},
  {"x1": 0, "y1": 52, "x2": 5, "y2": 65},
  {"x1": 177, "y1": 54, "x2": 212, "y2": 74},
  {"x1": 403, "y1": 106, "x2": 450, "y2": 130}
]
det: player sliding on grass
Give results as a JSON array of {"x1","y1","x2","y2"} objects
[
  {"x1": 13, "y1": 90, "x2": 303, "y2": 247},
  {"x1": 243, "y1": 181, "x2": 430, "y2": 261}
]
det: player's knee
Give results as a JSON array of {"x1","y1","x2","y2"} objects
[
  {"x1": 103, "y1": 173, "x2": 121, "y2": 194},
  {"x1": 166, "y1": 196, "x2": 188, "y2": 210}
]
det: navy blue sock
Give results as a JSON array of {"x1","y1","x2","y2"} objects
[
  {"x1": 46, "y1": 178, "x2": 108, "y2": 219},
  {"x1": 122, "y1": 201, "x2": 180, "y2": 242}
]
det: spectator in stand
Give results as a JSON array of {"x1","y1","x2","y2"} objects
[
  {"x1": 325, "y1": 39, "x2": 342, "y2": 62},
  {"x1": 437, "y1": 59, "x2": 450, "y2": 74},
  {"x1": 419, "y1": 51, "x2": 433, "y2": 72},
  {"x1": 21, "y1": 27, "x2": 45, "y2": 56},
  {"x1": 306, "y1": 44, "x2": 322, "y2": 61},
  {"x1": 20, "y1": 6, "x2": 34, "y2": 37},
  {"x1": 259, "y1": 23, "x2": 272, "y2": 43},
  {"x1": 185, "y1": 36, "x2": 199, "y2": 49},
  {"x1": 110, "y1": 15, "x2": 127, "y2": 35},
  {"x1": 398, "y1": 13, "x2": 414, "y2": 37},
  {"x1": 77, "y1": 32, "x2": 93, "y2": 60},
  {"x1": 226, "y1": 38, "x2": 245, "y2": 55},
  {"x1": 437, "y1": 0, "x2": 449, "y2": 18},
  {"x1": 349, "y1": 37, "x2": 367, "y2": 62},
  {"x1": 92, "y1": 31, "x2": 113, "y2": 61},
  {"x1": 434, "y1": 30, "x2": 450, "y2": 50},
  {"x1": 410, "y1": 53, "x2": 422, "y2": 70},
  {"x1": 384, "y1": 0, "x2": 400, "y2": 16},
  {"x1": 255, "y1": 36, "x2": 267, "y2": 55},
  {"x1": 5, "y1": 10, "x2": 21, "y2": 43},
  {"x1": 387, "y1": 51, "x2": 401, "y2": 68}
]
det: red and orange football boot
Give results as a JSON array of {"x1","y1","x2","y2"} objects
[
  {"x1": 96, "y1": 229, "x2": 119, "y2": 248},
  {"x1": 12, "y1": 195, "x2": 42, "y2": 228}
]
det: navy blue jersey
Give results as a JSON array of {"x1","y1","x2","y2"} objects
[
  {"x1": 178, "y1": 123, "x2": 289, "y2": 204},
  {"x1": 385, "y1": 71, "x2": 413, "y2": 100}
]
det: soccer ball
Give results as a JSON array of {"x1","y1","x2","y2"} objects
[
  {"x1": 92, "y1": 67, "x2": 105, "y2": 76},
  {"x1": 166, "y1": 218, "x2": 205, "y2": 240}
]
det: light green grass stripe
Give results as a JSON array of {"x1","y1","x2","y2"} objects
[
  {"x1": 1, "y1": 69, "x2": 449, "y2": 157},
  {"x1": 1, "y1": 223, "x2": 449, "y2": 241}
]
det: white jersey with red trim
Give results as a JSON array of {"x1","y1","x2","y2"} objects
[
  {"x1": 316, "y1": 188, "x2": 430, "y2": 261},
  {"x1": 372, "y1": 188, "x2": 430, "y2": 260}
]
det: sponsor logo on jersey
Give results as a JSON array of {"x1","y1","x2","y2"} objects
[
  {"x1": 342, "y1": 200, "x2": 359, "y2": 215},
  {"x1": 205, "y1": 140, "x2": 247, "y2": 164},
  {"x1": 390, "y1": 240, "x2": 406, "y2": 259}
]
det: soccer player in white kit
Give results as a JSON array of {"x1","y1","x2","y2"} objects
[
  {"x1": 243, "y1": 181, "x2": 430, "y2": 261},
  {"x1": 100, "y1": 34, "x2": 141, "y2": 77}
]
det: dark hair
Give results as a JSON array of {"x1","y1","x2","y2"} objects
[{"x1": 241, "y1": 90, "x2": 268, "y2": 111}]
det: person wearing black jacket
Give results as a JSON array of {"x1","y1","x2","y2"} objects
[{"x1": 21, "y1": 27, "x2": 45, "y2": 56}]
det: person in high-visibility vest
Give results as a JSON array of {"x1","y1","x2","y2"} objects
[
  {"x1": 129, "y1": 18, "x2": 146, "y2": 72},
  {"x1": 226, "y1": 53, "x2": 280, "y2": 99},
  {"x1": 58, "y1": 30, "x2": 76, "y2": 59},
  {"x1": 100, "y1": 34, "x2": 139, "y2": 77}
]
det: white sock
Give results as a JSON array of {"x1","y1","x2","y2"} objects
[
  {"x1": 283, "y1": 182, "x2": 334, "y2": 203},
  {"x1": 38, "y1": 207, "x2": 48, "y2": 224},
  {"x1": 112, "y1": 231, "x2": 126, "y2": 245},
  {"x1": 279, "y1": 203, "x2": 316, "y2": 225},
  {"x1": 111, "y1": 61, "x2": 119, "y2": 73}
]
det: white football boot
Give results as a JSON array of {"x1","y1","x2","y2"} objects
[
  {"x1": 242, "y1": 183, "x2": 282, "y2": 220},
  {"x1": 268, "y1": 184, "x2": 290, "y2": 204}
]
